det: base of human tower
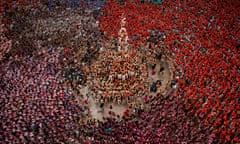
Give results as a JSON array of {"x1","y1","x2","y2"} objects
[{"x1": 78, "y1": 42, "x2": 177, "y2": 121}]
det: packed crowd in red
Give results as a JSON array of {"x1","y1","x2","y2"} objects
[{"x1": 100, "y1": 0, "x2": 239, "y2": 143}]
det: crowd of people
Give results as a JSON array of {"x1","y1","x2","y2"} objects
[
  {"x1": 100, "y1": 1, "x2": 239, "y2": 143},
  {"x1": 0, "y1": 0, "x2": 239, "y2": 143},
  {"x1": 0, "y1": 35, "x2": 212, "y2": 143},
  {"x1": 0, "y1": 24, "x2": 11, "y2": 61},
  {"x1": 161, "y1": 1, "x2": 239, "y2": 143},
  {"x1": 0, "y1": 46, "x2": 87, "y2": 143},
  {"x1": 90, "y1": 50, "x2": 149, "y2": 101}
]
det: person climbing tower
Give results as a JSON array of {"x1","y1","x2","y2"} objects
[{"x1": 118, "y1": 13, "x2": 129, "y2": 51}]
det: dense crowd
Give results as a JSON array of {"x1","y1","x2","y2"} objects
[
  {"x1": 0, "y1": 0, "x2": 239, "y2": 143},
  {"x1": 162, "y1": 2, "x2": 240, "y2": 143},
  {"x1": 101, "y1": 1, "x2": 239, "y2": 143},
  {"x1": 0, "y1": 24, "x2": 11, "y2": 61},
  {"x1": 90, "y1": 50, "x2": 149, "y2": 101},
  {"x1": 0, "y1": 46, "x2": 86, "y2": 143}
]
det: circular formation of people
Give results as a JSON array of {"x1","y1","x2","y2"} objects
[{"x1": 0, "y1": 0, "x2": 238, "y2": 144}]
